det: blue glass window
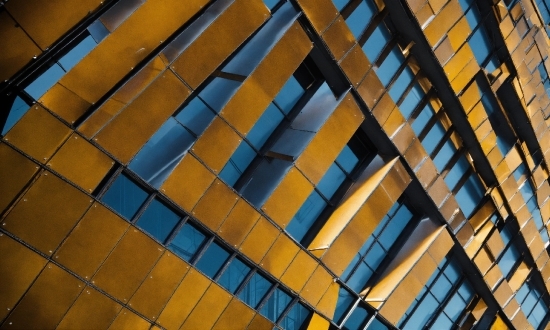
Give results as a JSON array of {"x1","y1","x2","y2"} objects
[
  {"x1": 389, "y1": 67, "x2": 414, "y2": 102},
  {"x1": 58, "y1": 35, "x2": 97, "y2": 71},
  {"x1": 279, "y1": 303, "x2": 311, "y2": 330},
  {"x1": 24, "y1": 64, "x2": 65, "y2": 100},
  {"x1": 247, "y1": 103, "x2": 284, "y2": 149},
  {"x1": 168, "y1": 222, "x2": 207, "y2": 261},
  {"x1": 363, "y1": 24, "x2": 391, "y2": 61},
  {"x1": 217, "y1": 257, "x2": 251, "y2": 293},
  {"x1": 220, "y1": 141, "x2": 257, "y2": 186},
  {"x1": 433, "y1": 139, "x2": 457, "y2": 172},
  {"x1": 336, "y1": 145, "x2": 360, "y2": 173},
  {"x1": 376, "y1": 47, "x2": 405, "y2": 87},
  {"x1": 455, "y1": 174, "x2": 484, "y2": 217},
  {"x1": 332, "y1": 0, "x2": 349, "y2": 11},
  {"x1": 286, "y1": 191, "x2": 327, "y2": 242},
  {"x1": 346, "y1": 1, "x2": 376, "y2": 39},
  {"x1": 366, "y1": 318, "x2": 389, "y2": 330},
  {"x1": 101, "y1": 173, "x2": 148, "y2": 220},
  {"x1": 422, "y1": 122, "x2": 445, "y2": 155},
  {"x1": 411, "y1": 103, "x2": 434, "y2": 136},
  {"x1": 317, "y1": 163, "x2": 347, "y2": 198},
  {"x1": 516, "y1": 280, "x2": 549, "y2": 329},
  {"x1": 263, "y1": 0, "x2": 279, "y2": 10},
  {"x1": 195, "y1": 241, "x2": 230, "y2": 278},
  {"x1": 174, "y1": 97, "x2": 216, "y2": 136},
  {"x1": 260, "y1": 287, "x2": 293, "y2": 322},
  {"x1": 1, "y1": 96, "x2": 31, "y2": 135},
  {"x1": 238, "y1": 272, "x2": 273, "y2": 309},
  {"x1": 198, "y1": 77, "x2": 241, "y2": 112},
  {"x1": 334, "y1": 287, "x2": 356, "y2": 324},
  {"x1": 342, "y1": 304, "x2": 371, "y2": 330},
  {"x1": 399, "y1": 83, "x2": 424, "y2": 119},
  {"x1": 136, "y1": 199, "x2": 181, "y2": 243},
  {"x1": 87, "y1": 20, "x2": 110, "y2": 43},
  {"x1": 274, "y1": 75, "x2": 305, "y2": 114},
  {"x1": 444, "y1": 156, "x2": 469, "y2": 190}
]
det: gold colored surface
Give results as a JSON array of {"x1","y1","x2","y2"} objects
[
  {"x1": 0, "y1": 235, "x2": 47, "y2": 321},
  {"x1": 474, "y1": 248, "x2": 493, "y2": 275},
  {"x1": 2, "y1": 262, "x2": 84, "y2": 329},
  {"x1": 321, "y1": 17, "x2": 356, "y2": 61},
  {"x1": 212, "y1": 298, "x2": 255, "y2": 330},
  {"x1": 382, "y1": 107, "x2": 406, "y2": 138},
  {"x1": 3, "y1": 171, "x2": 91, "y2": 255},
  {"x1": 112, "y1": 56, "x2": 166, "y2": 105},
  {"x1": 486, "y1": 229, "x2": 506, "y2": 258},
  {"x1": 404, "y1": 139, "x2": 428, "y2": 171},
  {"x1": 180, "y1": 283, "x2": 232, "y2": 329},
  {"x1": 92, "y1": 229, "x2": 163, "y2": 302},
  {"x1": 428, "y1": 0, "x2": 448, "y2": 14},
  {"x1": 415, "y1": 3, "x2": 435, "y2": 28},
  {"x1": 339, "y1": 44, "x2": 371, "y2": 87},
  {"x1": 281, "y1": 250, "x2": 318, "y2": 292},
  {"x1": 447, "y1": 17, "x2": 470, "y2": 50},
  {"x1": 300, "y1": 265, "x2": 333, "y2": 306},
  {"x1": 468, "y1": 103, "x2": 488, "y2": 130},
  {"x1": 161, "y1": 154, "x2": 216, "y2": 213},
  {"x1": 0, "y1": 11, "x2": 41, "y2": 81},
  {"x1": 78, "y1": 99, "x2": 126, "y2": 139},
  {"x1": 246, "y1": 314, "x2": 273, "y2": 330},
  {"x1": 391, "y1": 123, "x2": 416, "y2": 155},
  {"x1": 423, "y1": 0, "x2": 461, "y2": 46},
  {"x1": 503, "y1": 298, "x2": 520, "y2": 320},
  {"x1": 297, "y1": 93, "x2": 364, "y2": 184},
  {"x1": 444, "y1": 44, "x2": 474, "y2": 82},
  {"x1": 306, "y1": 313, "x2": 330, "y2": 330},
  {"x1": 415, "y1": 158, "x2": 438, "y2": 188},
  {"x1": 427, "y1": 177, "x2": 450, "y2": 208},
  {"x1": 459, "y1": 81, "x2": 482, "y2": 113},
  {"x1": 95, "y1": 70, "x2": 190, "y2": 164},
  {"x1": 192, "y1": 179, "x2": 239, "y2": 231},
  {"x1": 239, "y1": 217, "x2": 280, "y2": 263},
  {"x1": 48, "y1": 133, "x2": 113, "y2": 192},
  {"x1": 450, "y1": 58, "x2": 480, "y2": 94},
  {"x1": 157, "y1": 269, "x2": 210, "y2": 330},
  {"x1": 4, "y1": 105, "x2": 71, "y2": 164},
  {"x1": 109, "y1": 308, "x2": 151, "y2": 330},
  {"x1": 217, "y1": 199, "x2": 261, "y2": 248},
  {"x1": 261, "y1": 167, "x2": 314, "y2": 228},
  {"x1": 57, "y1": 286, "x2": 122, "y2": 330},
  {"x1": 427, "y1": 226, "x2": 454, "y2": 263},
  {"x1": 483, "y1": 265, "x2": 502, "y2": 291},
  {"x1": 260, "y1": 234, "x2": 300, "y2": 279},
  {"x1": 171, "y1": 0, "x2": 268, "y2": 89},
  {"x1": 0, "y1": 143, "x2": 39, "y2": 212},
  {"x1": 191, "y1": 117, "x2": 242, "y2": 173},
  {"x1": 128, "y1": 251, "x2": 189, "y2": 320},
  {"x1": 411, "y1": 253, "x2": 438, "y2": 284},
  {"x1": 57, "y1": 0, "x2": 206, "y2": 104},
  {"x1": 39, "y1": 83, "x2": 92, "y2": 124},
  {"x1": 55, "y1": 202, "x2": 129, "y2": 279},
  {"x1": 493, "y1": 281, "x2": 513, "y2": 306},
  {"x1": 508, "y1": 261, "x2": 529, "y2": 291},
  {"x1": 434, "y1": 37, "x2": 454, "y2": 65},
  {"x1": 357, "y1": 70, "x2": 387, "y2": 110},
  {"x1": 295, "y1": 0, "x2": 339, "y2": 33},
  {"x1": 315, "y1": 282, "x2": 339, "y2": 320}
]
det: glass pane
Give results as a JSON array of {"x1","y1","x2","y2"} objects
[
  {"x1": 135, "y1": 199, "x2": 181, "y2": 243},
  {"x1": 443, "y1": 261, "x2": 460, "y2": 283},
  {"x1": 403, "y1": 293, "x2": 438, "y2": 329},
  {"x1": 218, "y1": 257, "x2": 251, "y2": 293},
  {"x1": 433, "y1": 139, "x2": 456, "y2": 172},
  {"x1": 469, "y1": 28, "x2": 491, "y2": 66},
  {"x1": 286, "y1": 191, "x2": 327, "y2": 242},
  {"x1": 195, "y1": 241, "x2": 231, "y2": 279},
  {"x1": 238, "y1": 272, "x2": 273, "y2": 309},
  {"x1": 199, "y1": 77, "x2": 241, "y2": 112},
  {"x1": 129, "y1": 118, "x2": 195, "y2": 188},
  {"x1": 431, "y1": 275, "x2": 452, "y2": 303},
  {"x1": 444, "y1": 292, "x2": 467, "y2": 321},
  {"x1": 346, "y1": 261, "x2": 374, "y2": 292},
  {"x1": 59, "y1": 35, "x2": 97, "y2": 71},
  {"x1": 101, "y1": 173, "x2": 148, "y2": 220},
  {"x1": 346, "y1": 0, "x2": 376, "y2": 39},
  {"x1": 24, "y1": 63, "x2": 65, "y2": 100},
  {"x1": 422, "y1": 122, "x2": 445, "y2": 156},
  {"x1": 317, "y1": 163, "x2": 346, "y2": 199},
  {"x1": 260, "y1": 287, "x2": 293, "y2": 322},
  {"x1": 343, "y1": 304, "x2": 371, "y2": 330},
  {"x1": 174, "y1": 97, "x2": 216, "y2": 136},
  {"x1": 247, "y1": 103, "x2": 284, "y2": 149},
  {"x1": 389, "y1": 67, "x2": 414, "y2": 103},
  {"x1": 336, "y1": 145, "x2": 360, "y2": 174},
  {"x1": 498, "y1": 245, "x2": 520, "y2": 277},
  {"x1": 279, "y1": 303, "x2": 310, "y2": 330},
  {"x1": 455, "y1": 174, "x2": 484, "y2": 217},
  {"x1": 332, "y1": 0, "x2": 349, "y2": 11},
  {"x1": 334, "y1": 287, "x2": 356, "y2": 324},
  {"x1": 444, "y1": 156, "x2": 469, "y2": 190},
  {"x1": 375, "y1": 47, "x2": 404, "y2": 87},
  {"x1": 529, "y1": 300, "x2": 548, "y2": 327},
  {"x1": 168, "y1": 222, "x2": 207, "y2": 261},
  {"x1": 2, "y1": 96, "x2": 31, "y2": 135},
  {"x1": 457, "y1": 281, "x2": 475, "y2": 302},
  {"x1": 219, "y1": 141, "x2": 257, "y2": 186},
  {"x1": 411, "y1": 104, "x2": 434, "y2": 136},
  {"x1": 87, "y1": 20, "x2": 110, "y2": 43},
  {"x1": 263, "y1": 0, "x2": 279, "y2": 10},
  {"x1": 399, "y1": 83, "x2": 424, "y2": 119},
  {"x1": 365, "y1": 241, "x2": 386, "y2": 269},
  {"x1": 431, "y1": 313, "x2": 453, "y2": 329},
  {"x1": 274, "y1": 75, "x2": 304, "y2": 115},
  {"x1": 363, "y1": 24, "x2": 391, "y2": 62},
  {"x1": 366, "y1": 317, "x2": 389, "y2": 330},
  {"x1": 378, "y1": 204, "x2": 413, "y2": 249}
]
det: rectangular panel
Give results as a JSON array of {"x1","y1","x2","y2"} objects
[
  {"x1": 180, "y1": 283, "x2": 232, "y2": 329},
  {"x1": 3, "y1": 171, "x2": 92, "y2": 255},
  {"x1": 315, "y1": 282, "x2": 339, "y2": 320},
  {"x1": 340, "y1": 44, "x2": 371, "y2": 88},
  {"x1": 321, "y1": 16, "x2": 356, "y2": 61},
  {"x1": 239, "y1": 217, "x2": 280, "y2": 263},
  {"x1": 192, "y1": 179, "x2": 239, "y2": 231},
  {"x1": 108, "y1": 308, "x2": 150, "y2": 330},
  {"x1": 0, "y1": 143, "x2": 39, "y2": 212},
  {"x1": 95, "y1": 70, "x2": 190, "y2": 164},
  {"x1": 357, "y1": 70, "x2": 387, "y2": 110},
  {"x1": 280, "y1": 250, "x2": 319, "y2": 293},
  {"x1": 296, "y1": 0, "x2": 339, "y2": 33},
  {"x1": 300, "y1": 265, "x2": 333, "y2": 306},
  {"x1": 212, "y1": 298, "x2": 256, "y2": 330},
  {"x1": 217, "y1": 199, "x2": 261, "y2": 248},
  {"x1": 260, "y1": 234, "x2": 300, "y2": 279},
  {"x1": 444, "y1": 44, "x2": 475, "y2": 83},
  {"x1": 39, "y1": 83, "x2": 92, "y2": 124},
  {"x1": 423, "y1": 0, "x2": 462, "y2": 46}
]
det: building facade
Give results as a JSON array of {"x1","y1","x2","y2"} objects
[{"x1": 1, "y1": 0, "x2": 550, "y2": 328}]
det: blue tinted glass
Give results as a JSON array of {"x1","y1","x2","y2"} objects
[
  {"x1": 444, "y1": 156, "x2": 469, "y2": 190},
  {"x1": 346, "y1": 261, "x2": 374, "y2": 292},
  {"x1": 238, "y1": 272, "x2": 272, "y2": 309},
  {"x1": 220, "y1": 141, "x2": 256, "y2": 186},
  {"x1": 422, "y1": 122, "x2": 445, "y2": 155},
  {"x1": 334, "y1": 287, "x2": 356, "y2": 324},
  {"x1": 458, "y1": 0, "x2": 474, "y2": 10},
  {"x1": 366, "y1": 317, "x2": 388, "y2": 330},
  {"x1": 195, "y1": 241, "x2": 230, "y2": 279},
  {"x1": 2, "y1": 96, "x2": 30, "y2": 135},
  {"x1": 274, "y1": 76, "x2": 304, "y2": 114},
  {"x1": 263, "y1": 0, "x2": 279, "y2": 10},
  {"x1": 455, "y1": 174, "x2": 484, "y2": 217},
  {"x1": 431, "y1": 313, "x2": 453, "y2": 329},
  {"x1": 87, "y1": 20, "x2": 109, "y2": 43},
  {"x1": 168, "y1": 222, "x2": 207, "y2": 261},
  {"x1": 403, "y1": 293, "x2": 438, "y2": 329},
  {"x1": 346, "y1": 1, "x2": 375, "y2": 39},
  {"x1": 332, "y1": 0, "x2": 349, "y2": 11},
  {"x1": 433, "y1": 139, "x2": 456, "y2": 172},
  {"x1": 317, "y1": 163, "x2": 346, "y2": 199},
  {"x1": 25, "y1": 63, "x2": 65, "y2": 100},
  {"x1": 129, "y1": 118, "x2": 194, "y2": 188},
  {"x1": 136, "y1": 199, "x2": 181, "y2": 243},
  {"x1": 389, "y1": 67, "x2": 414, "y2": 102},
  {"x1": 343, "y1": 304, "x2": 371, "y2": 330},
  {"x1": 458, "y1": 281, "x2": 475, "y2": 302},
  {"x1": 399, "y1": 83, "x2": 424, "y2": 119},
  {"x1": 218, "y1": 257, "x2": 251, "y2": 293},
  {"x1": 174, "y1": 97, "x2": 216, "y2": 136},
  {"x1": 336, "y1": 145, "x2": 360, "y2": 174},
  {"x1": 443, "y1": 262, "x2": 460, "y2": 283},
  {"x1": 444, "y1": 293, "x2": 467, "y2": 321},
  {"x1": 378, "y1": 204, "x2": 412, "y2": 249},
  {"x1": 219, "y1": 161, "x2": 241, "y2": 187},
  {"x1": 469, "y1": 28, "x2": 491, "y2": 65},
  {"x1": 513, "y1": 163, "x2": 528, "y2": 182},
  {"x1": 464, "y1": 6, "x2": 481, "y2": 28},
  {"x1": 499, "y1": 245, "x2": 520, "y2": 277},
  {"x1": 101, "y1": 174, "x2": 148, "y2": 220},
  {"x1": 260, "y1": 287, "x2": 292, "y2": 322},
  {"x1": 522, "y1": 290, "x2": 538, "y2": 312},
  {"x1": 365, "y1": 241, "x2": 386, "y2": 269},
  {"x1": 286, "y1": 191, "x2": 327, "y2": 242},
  {"x1": 376, "y1": 47, "x2": 404, "y2": 86},
  {"x1": 280, "y1": 303, "x2": 310, "y2": 330},
  {"x1": 529, "y1": 301, "x2": 548, "y2": 327},
  {"x1": 59, "y1": 35, "x2": 97, "y2": 71},
  {"x1": 199, "y1": 77, "x2": 241, "y2": 112},
  {"x1": 247, "y1": 103, "x2": 284, "y2": 149},
  {"x1": 520, "y1": 182, "x2": 535, "y2": 201},
  {"x1": 431, "y1": 275, "x2": 452, "y2": 302},
  {"x1": 363, "y1": 25, "x2": 391, "y2": 61},
  {"x1": 411, "y1": 104, "x2": 434, "y2": 135}
]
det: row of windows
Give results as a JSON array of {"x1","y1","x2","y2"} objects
[
  {"x1": 333, "y1": 286, "x2": 391, "y2": 330},
  {"x1": 99, "y1": 172, "x2": 312, "y2": 330}
]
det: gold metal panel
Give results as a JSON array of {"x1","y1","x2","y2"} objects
[
  {"x1": 112, "y1": 56, "x2": 166, "y2": 105},
  {"x1": 439, "y1": 195, "x2": 459, "y2": 224},
  {"x1": 415, "y1": 158, "x2": 438, "y2": 188},
  {"x1": 221, "y1": 22, "x2": 312, "y2": 135},
  {"x1": 0, "y1": 11, "x2": 41, "y2": 81},
  {"x1": 171, "y1": 0, "x2": 268, "y2": 89},
  {"x1": 415, "y1": 3, "x2": 435, "y2": 28},
  {"x1": 57, "y1": 0, "x2": 206, "y2": 104},
  {"x1": 404, "y1": 139, "x2": 428, "y2": 171},
  {"x1": 246, "y1": 314, "x2": 274, "y2": 330},
  {"x1": 483, "y1": 265, "x2": 502, "y2": 291},
  {"x1": 444, "y1": 44, "x2": 475, "y2": 83},
  {"x1": 427, "y1": 177, "x2": 450, "y2": 208},
  {"x1": 4, "y1": 105, "x2": 71, "y2": 164},
  {"x1": 296, "y1": 0, "x2": 339, "y2": 33},
  {"x1": 357, "y1": 70, "x2": 387, "y2": 110},
  {"x1": 494, "y1": 281, "x2": 513, "y2": 306},
  {"x1": 217, "y1": 199, "x2": 261, "y2": 248},
  {"x1": 2, "y1": 262, "x2": 83, "y2": 329},
  {"x1": 78, "y1": 99, "x2": 126, "y2": 139},
  {"x1": 261, "y1": 166, "x2": 314, "y2": 228},
  {"x1": 39, "y1": 83, "x2": 92, "y2": 124},
  {"x1": 322, "y1": 17, "x2": 356, "y2": 61},
  {"x1": 212, "y1": 298, "x2": 255, "y2": 330},
  {"x1": 448, "y1": 17, "x2": 470, "y2": 50},
  {"x1": 411, "y1": 253, "x2": 437, "y2": 284},
  {"x1": 57, "y1": 286, "x2": 122, "y2": 330},
  {"x1": 382, "y1": 107, "x2": 406, "y2": 138},
  {"x1": 55, "y1": 202, "x2": 129, "y2": 279},
  {"x1": 260, "y1": 234, "x2": 300, "y2": 278},
  {"x1": 180, "y1": 282, "x2": 232, "y2": 329},
  {"x1": 157, "y1": 269, "x2": 210, "y2": 330},
  {"x1": 92, "y1": 228, "x2": 164, "y2": 302},
  {"x1": 95, "y1": 70, "x2": 191, "y2": 164},
  {"x1": 300, "y1": 265, "x2": 333, "y2": 306},
  {"x1": 410, "y1": 0, "x2": 428, "y2": 14},
  {"x1": 339, "y1": 44, "x2": 371, "y2": 87},
  {"x1": 467, "y1": 103, "x2": 488, "y2": 130},
  {"x1": 239, "y1": 217, "x2": 280, "y2": 263},
  {"x1": 280, "y1": 250, "x2": 318, "y2": 293},
  {"x1": 3, "y1": 171, "x2": 91, "y2": 255},
  {"x1": 381, "y1": 275, "x2": 423, "y2": 324},
  {"x1": 428, "y1": 226, "x2": 454, "y2": 263},
  {"x1": 109, "y1": 308, "x2": 151, "y2": 330},
  {"x1": 509, "y1": 261, "x2": 529, "y2": 291},
  {"x1": 0, "y1": 235, "x2": 47, "y2": 321},
  {"x1": 391, "y1": 123, "x2": 416, "y2": 154},
  {"x1": 191, "y1": 117, "x2": 242, "y2": 174},
  {"x1": 460, "y1": 81, "x2": 482, "y2": 113},
  {"x1": 469, "y1": 201, "x2": 495, "y2": 232},
  {"x1": 474, "y1": 248, "x2": 493, "y2": 275},
  {"x1": 503, "y1": 298, "x2": 520, "y2": 320},
  {"x1": 0, "y1": 143, "x2": 39, "y2": 212},
  {"x1": 306, "y1": 313, "x2": 330, "y2": 330},
  {"x1": 5, "y1": 0, "x2": 102, "y2": 49},
  {"x1": 315, "y1": 282, "x2": 339, "y2": 319},
  {"x1": 434, "y1": 37, "x2": 454, "y2": 65},
  {"x1": 128, "y1": 251, "x2": 189, "y2": 320},
  {"x1": 192, "y1": 179, "x2": 239, "y2": 231},
  {"x1": 48, "y1": 133, "x2": 113, "y2": 192},
  {"x1": 428, "y1": 0, "x2": 447, "y2": 14},
  {"x1": 423, "y1": 0, "x2": 462, "y2": 46},
  {"x1": 487, "y1": 230, "x2": 506, "y2": 258},
  {"x1": 161, "y1": 154, "x2": 216, "y2": 213}
]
